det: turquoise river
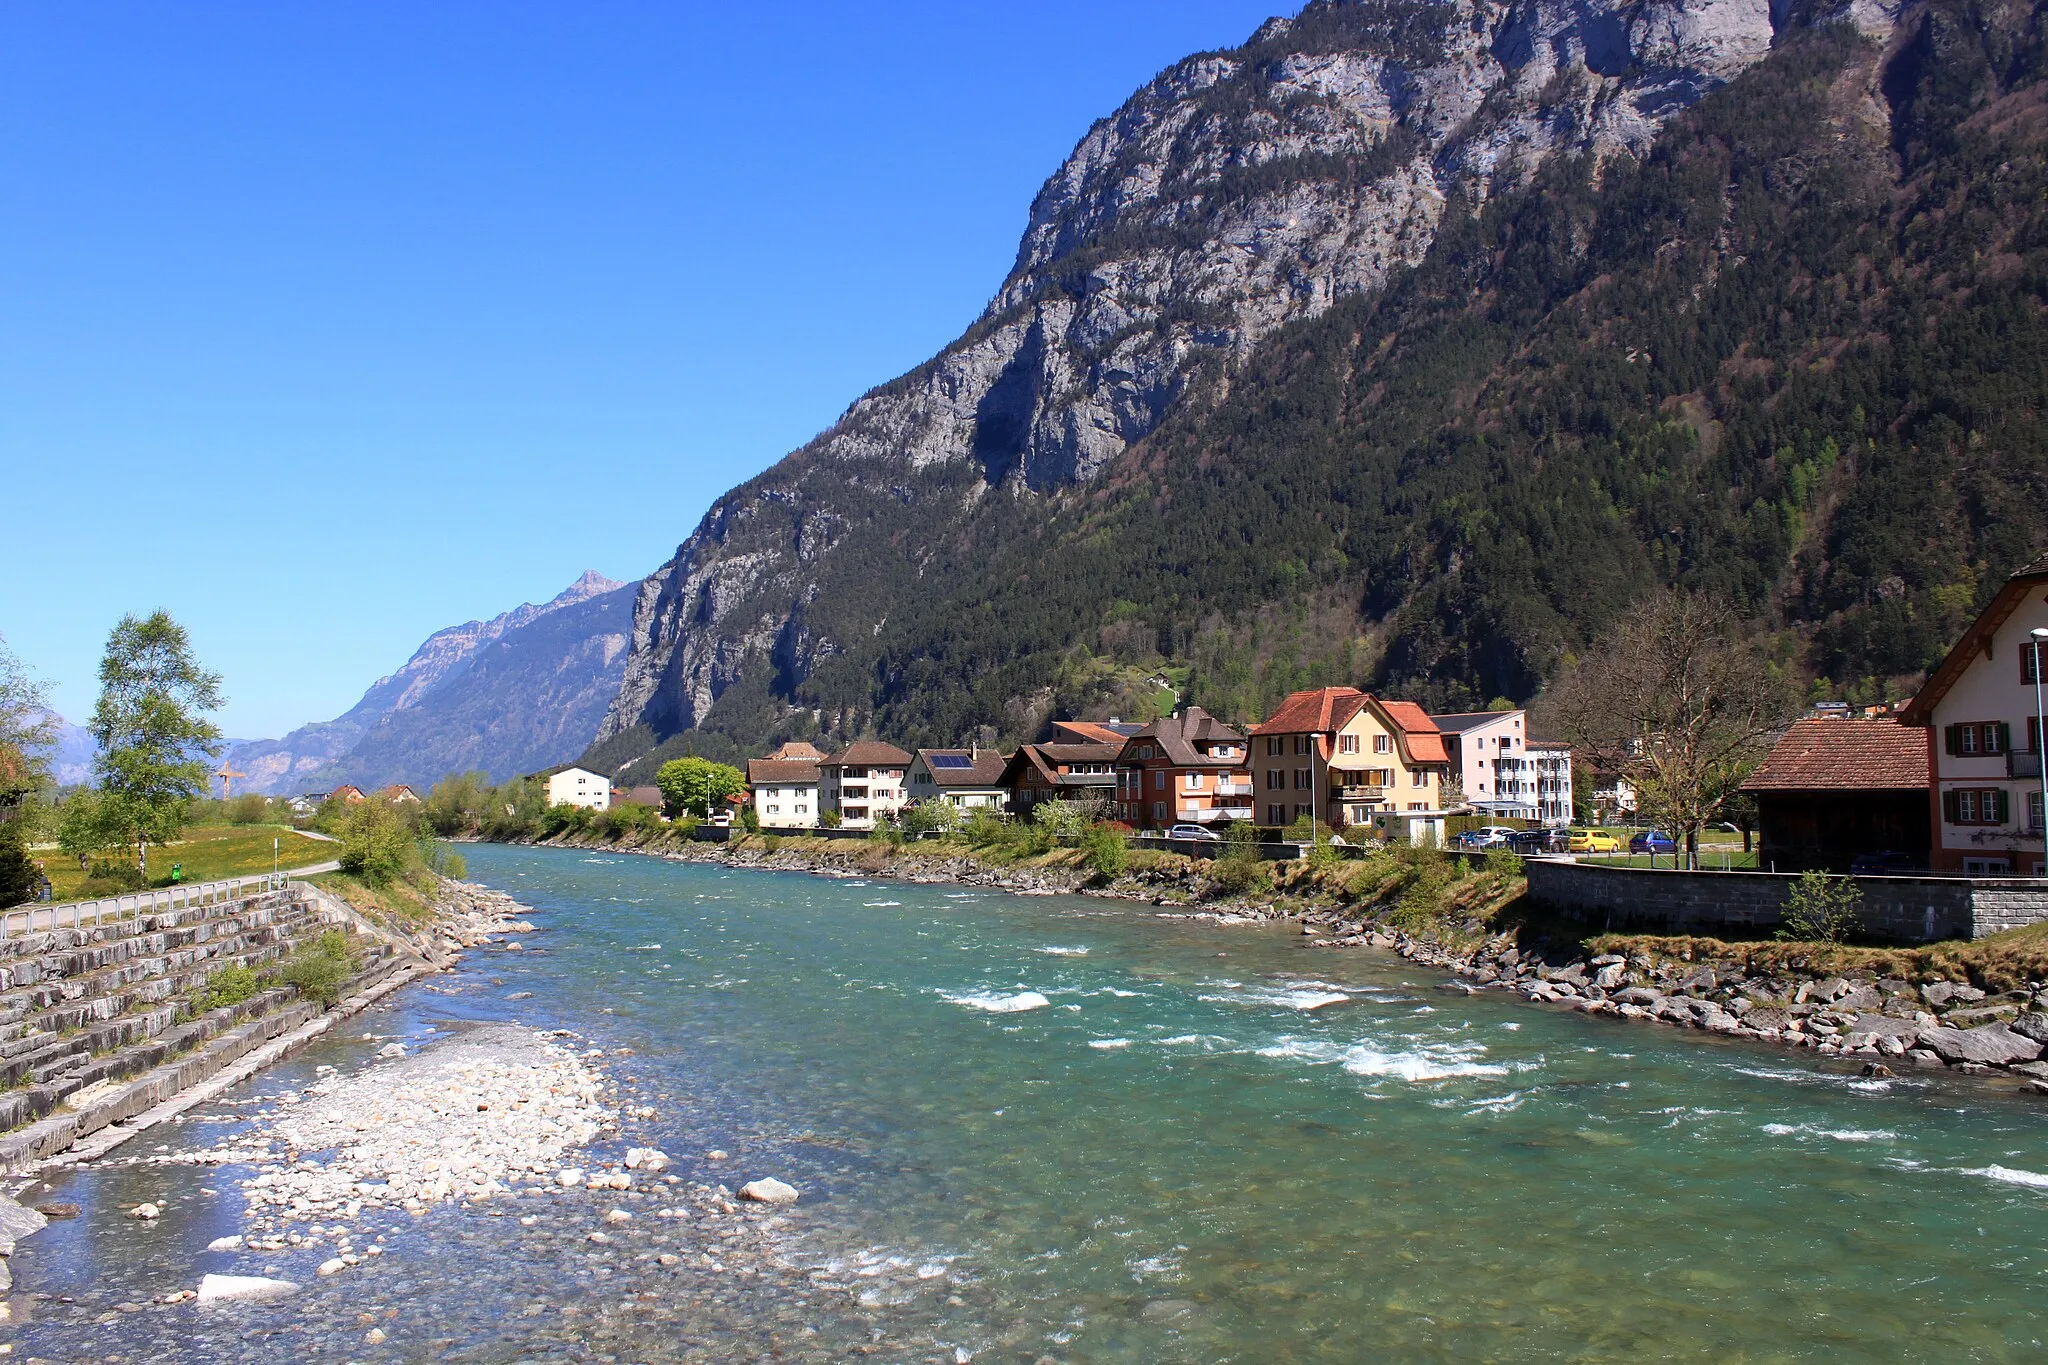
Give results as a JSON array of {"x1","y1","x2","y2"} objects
[{"x1": 14, "y1": 843, "x2": 2048, "y2": 1362}]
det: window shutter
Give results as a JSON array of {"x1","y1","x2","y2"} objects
[
  {"x1": 1996, "y1": 789, "x2": 2011, "y2": 824},
  {"x1": 1945, "y1": 725, "x2": 1960, "y2": 756},
  {"x1": 1944, "y1": 790, "x2": 1960, "y2": 823},
  {"x1": 1998, "y1": 723, "x2": 2012, "y2": 754}
]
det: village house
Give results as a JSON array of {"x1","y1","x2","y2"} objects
[
  {"x1": 543, "y1": 766, "x2": 612, "y2": 811},
  {"x1": 1248, "y1": 687, "x2": 1451, "y2": 842},
  {"x1": 327, "y1": 785, "x2": 366, "y2": 805},
  {"x1": 906, "y1": 749, "x2": 1010, "y2": 811},
  {"x1": 1112, "y1": 706, "x2": 1252, "y2": 830},
  {"x1": 1048, "y1": 719, "x2": 1144, "y2": 745},
  {"x1": 821, "y1": 740, "x2": 912, "y2": 829},
  {"x1": 612, "y1": 784, "x2": 667, "y2": 813},
  {"x1": 747, "y1": 747, "x2": 823, "y2": 830},
  {"x1": 377, "y1": 784, "x2": 421, "y2": 805},
  {"x1": 1741, "y1": 717, "x2": 1931, "y2": 873},
  {"x1": 1527, "y1": 739, "x2": 1574, "y2": 825},
  {"x1": 1901, "y1": 553, "x2": 2048, "y2": 873},
  {"x1": 1000, "y1": 741, "x2": 1121, "y2": 816},
  {"x1": 1432, "y1": 712, "x2": 1520, "y2": 816}
]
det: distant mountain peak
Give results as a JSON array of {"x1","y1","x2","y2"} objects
[{"x1": 548, "y1": 570, "x2": 626, "y2": 610}]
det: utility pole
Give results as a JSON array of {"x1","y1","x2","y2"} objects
[{"x1": 2031, "y1": 628, "x2": 2048, "y2": 872}]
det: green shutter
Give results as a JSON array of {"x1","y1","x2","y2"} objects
[
  {"x1": 1998, "y1": 723, "x2": 2013, "y2": 754},
  {"x1": 1944, "y1": 790, "x2": 1960, "y2": 823},
  {"x1": 1945, "y1": 725, "x2": 1960, "y2": 756},
  {"x1": 1996, "y1": 789, "x2": 2012, "y2": 824}
]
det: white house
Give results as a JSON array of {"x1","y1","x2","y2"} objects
[
  {"x1": 1431, "y1": 710, "x2": 1571, "y2": 822},
  {"x1": 544, "y1": 766, "x2": 612, "y2": 811},
  {"x1": 1901, "y1": 553, "x2": 2048, "y2": 873},
  {"x1": 820, "y1": 741, "x2": 913, "y2": 829},
  {"x1": 747, "y1": 749, "x2": 823, "y2": 829}
]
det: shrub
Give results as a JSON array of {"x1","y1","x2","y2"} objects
[
  {"x1": 1080, "y1": 822, "x2": 1128, "y2": 879},
  {"x1": 0, "y1": 823, "x2": 37, "y2": 908},
  {"x1": 1485, "y1": 848, "x2": 1524, "y2": 881},
  {"x1": 1032, "y1": 801, "x2": 1087, "y2": 840},
  {"x1": 198, "y1": 963, "x2": 260, "y2": 1011},
  {"x1": 337, "y1": 798, "x2": 416, "y2": 887},
  {"x1": 1210, "y1": 851, "x2": 1270, "y2": 896},
  {"x1": 901, "y1": 799, "x2": 960, "y2": 836},
  {"x1": 278, "y1": 930, "x2": 357, "y2": 1008},
  {"x1": 1388, "y1": 852, "x2": 1455, "y2": 931},
  {"x1": 820, "y1": 810, "x2": 842, "y2": 829},
  {"x1": 226, "y1": 793, "x2": 271, "y2": 825},
  {"x1": 427, "y1": 843, "x2": 468, "y2": 880},
  {"x1": 1778, "y1": 871, "x2": 1863, "y2": 944},
  {"x1": 79, "y1": 861, "x2": 147, "y2": 896},
  {"x1": 762, "y1": 834, "x2": 781, "y2": 854}
]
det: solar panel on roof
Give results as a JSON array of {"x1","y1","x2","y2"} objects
[{"x1": 929, "y1": 754, "x2": 974, "y2": 768}]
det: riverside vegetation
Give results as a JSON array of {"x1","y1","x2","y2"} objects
[{"x1": 421, "y1": 768, "x2": 2048, "y2": 1097}]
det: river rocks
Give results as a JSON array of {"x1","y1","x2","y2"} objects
[
  {"x1": 317, "y1": 1257, "x2": 347, "y2": 1276},
  {"x1": 1943, "y1": 1004, "x2": 2020, "y2": 1029},
  {"x1": 739, "y1": 1178, "x2": 800, "y2": 1205},
  {"x1": 625, "y1": 1147, "x2": 671, "y2": 1172},
  {"x1": 1922, "y1": 981, "x2": 1986, "y2": 1008},
  {"x1": 1612, "y1": 986, "x2": 1663, "y2": 1007},
  {"x1": 2007, "y1": 1011, "x2": 2048, "y2": 1044},
  {"x1": 1918, "y1": 1022, "x2": 2044, "y2": 1067},
  {"x1": 0, "y1": 1194, "x2": 48, "y2": 1258},
  {"x1": 1592, "y1": 962, "x2": 1627, "y2": 990},
  {"x1": 604, "y1": 1208, "x2": 633, "y2": 1225},
  {"x1": 206, "y1": 1234, "x2": 243, "y2": 1251},
  {"x1": 197, "y1": 1273, "x2": 298, "y2": 1302},
  {"x1": 127, "y1": 1202, "x2": 160, "y2": 1221},
  {"x1": 557, "y1": 1168, "x2": 585, "y2": 1187},
  {"x1": 377, "y1": 1042, "x2": 407, "y2": 1059}
]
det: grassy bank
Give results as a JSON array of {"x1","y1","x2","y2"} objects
[{"x1": 30, "y1": 823, "x2": 335, "y2": 901}]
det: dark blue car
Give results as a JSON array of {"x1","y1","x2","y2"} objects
[{"x1": 1630, "y1": 830, "x2": 1678, "y2": 855}]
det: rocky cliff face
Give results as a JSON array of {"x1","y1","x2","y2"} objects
[
  {"x1": 234, "y1": 571, "x2": 630, "y2": 793},
  {"x1": 597, "y1": 0, "x2": 1803, "y2": 756}
]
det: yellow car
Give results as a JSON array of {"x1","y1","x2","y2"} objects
[{"x1": 1569, "y1": 829, "x2": 1621, "y2": 854}]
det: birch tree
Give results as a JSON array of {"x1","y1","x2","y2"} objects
[{"x1": 89, "y1": 612, "x2": 224, "y2": 878}]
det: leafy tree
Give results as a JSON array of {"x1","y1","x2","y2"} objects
[
  {"x1": 424, "y1": 771, "x2": 492, "y2": 835},
  {"x1": 0, "y1": 823, "x2": 38, "y2": 907},
  {"x1": 900, "y1": 799, "x2": 960, "y2": 835},
  {"x1": 56, "y1": 787, "x2": 119, "y2": 863},
  {"x1": 1542, "y1": 593, "x2": 1798, "y2": 869},
  {"x1": 0, "y1": 633, "x2": 56, "y2": 811},
  {"x1": 654, "y1": 757, "x2": 744, "y2": 819},
  {"x1": 88, "y1": 612, "x2": 224, "y2": 878},
  {"x1": 1080, "y1": 822, "x2": 1128, "y2": 878}
]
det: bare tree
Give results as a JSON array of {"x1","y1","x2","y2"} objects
[
  {"x1": 0, "y1": 634, "x2": 57, "y2": 812},
  {"x1": 1538, "y1": 593, "x2": 1799, "y2": 869}
]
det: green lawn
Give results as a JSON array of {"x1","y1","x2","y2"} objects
[
  {"x1": 1579, "y1": 848, "x2": 1760, "y2": 871},
  {"x1": 28, "y1": 823, "x2": 335, "y2": 901}
]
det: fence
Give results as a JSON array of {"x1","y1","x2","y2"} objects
[{"x1": 1, "y1": 872, "x2": 296, "y2": 940}]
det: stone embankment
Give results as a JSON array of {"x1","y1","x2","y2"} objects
[{"x1": 1308, "y1": 919, "x2": 2048, "y2": 1092}]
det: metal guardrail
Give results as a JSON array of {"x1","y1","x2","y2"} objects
[{"x1": 2, "y1": 872, "x2": 296, "y2": 939}]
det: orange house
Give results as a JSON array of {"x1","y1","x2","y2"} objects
[
  {"x1": 1112, "y1": 707, "x2": 1252, "y2": 830},
  {"x1": 1247, "y1": 687, "x2": 1451, "y2": 837}
]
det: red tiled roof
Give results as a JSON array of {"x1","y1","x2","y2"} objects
[
  {"x1": 1377, "y1": 701, "x2": 1449, "y2": 764},
  {"x1": 1051, "y1": 720, "x2": 1142, "y2": 744},
  {"x1": 1741, "y1": 718, "x2": 1931, "y2": 792},
  {"x1": 767, "y1": 740, "x2": 827, "y2": 761},
  {"x1": 1250, "y1": 687, "x2": 1367, "y2": 735},
  {"x1": 1900, "y1": 555, "x2": 2048, "y2": 725}
]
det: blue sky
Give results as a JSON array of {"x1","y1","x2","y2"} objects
[{"x1": 1, "y1": 1, "x2": 1283, "y2": 739}]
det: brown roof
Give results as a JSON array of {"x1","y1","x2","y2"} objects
[
  {"x1": 748, "y1": 758, "x2": 822, "y2": 785},
  {"x1": 1119, "y1": 707, "x2": 1246, "y2": 766},
  {"x1": 615, "y1": 785, "x2": 665, "y2": 807},
  {"x1": 1741, "y1": 718, "x2": 1931, "y2": 792},
  {"x1": 767, "y1": 740, "x2": 827, "y2": 761},
  {"x1": 1250, "y1": 687, "x2": 1369, "y2": 736},
  {"x1": 914, "y1": 748, "x2": 1010, "y2": 787},
  {"x1": 1900, "y1": 556, "x2": 2048, "y2": 725},
  {"x1": 1001, "y1": 742, "x2": 1121, "y2": 789},
  {"x1": 827, "y1": 740, "x2": 913, "y2": 768}
]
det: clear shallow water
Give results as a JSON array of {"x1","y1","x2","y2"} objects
[{"x1": 19, "y1": 843, "x2": 2048, "y2": 1361}]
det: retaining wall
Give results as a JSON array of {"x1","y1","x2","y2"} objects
[{"x1": 1523, "y1": 860, "x2": 2048, "y2": 942}]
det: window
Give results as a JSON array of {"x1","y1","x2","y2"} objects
[
  {"x1": 1185, "y1": 772, "x2": 1203, "y2": 790},
  {"x1": 1154, "y1": 771, "x2": 1167, "y2": 791},
  {"x1": 2027, "y1": 640, "x2": 2046, "y2": 685},
  {"x1": 1373, "y1": 735, "x2": 1391, "y2": 754},
  {"x1": 1267, "y1": 737, "x2": 1283, "y2": 757},
  {"x1": 1946, "y1": 789, "x2": 2010, "y2": 824},
  {"x1": 2033, "y1": 791, "x2": 2045, "y2": 834},
  {"x1": 1264, "y1": 769, "x2": 1283, "y2": 792},
  {"x1": 1411, "y1": 770, "x2": 1428, "y2": 787},
  {"x1": 1267, "y1": 804, "x2": 1284, "y2": 824},
  {"x1": 1294, "y1": 768, "x2": 1309, "y2": 790},
  {"x1": 1295, "y1": 804, "x2": 1312, "y2": 822},
  {"x1": 1945, "y1": 722, "x2": 2008, "y2": 756},
  {"x1": 1152, "y1": 801, "x2": 1166, "y2": 821},
  {"x1": 1338, "y1": 734, "x2": 1359, "y2": 754},
  {"x1": 1408, "y1": 802, "x2": 1426, "y2": 812}
]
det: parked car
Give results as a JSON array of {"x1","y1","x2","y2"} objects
[
  {"x1": 1848, "y1": 850, "x2": 1919, "y2": 876},
  {"x1": 1630, "y1": 830, "x2": 1678, "y2": 855},
  {"x1": 1569, "y1": 829, "x2": 1622, "y2": 854},
  {"x1": 1454, "y1": 826, "x2": 1517, "y2": 850},
  {"x1": 1167, "y1": 823, "x2": 1222, "y2": 842},
  {"x1": 1510, "y1": 828, "x2": 1568, "y2": 855}
]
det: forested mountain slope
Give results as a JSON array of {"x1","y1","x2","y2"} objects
[{"x1": 592, "y1": 0, "x2": 2048, "y2": 773}]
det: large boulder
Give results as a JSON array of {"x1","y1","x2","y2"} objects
[
  {"x1": 2010, "y1": 1012, "x2": 2048, "y2": 1045},
  {"x1": 739, "y1": 1178, "x2": 800, "y2": 1205},
  {"x1": 1922, "y1": 981, "x2": 1987, "y2": 1008},
  {"x1": 196, "y1": 1274, "x2": 298, "y2": 1302},
  {"x1": 0, "y1": 1195, "x2": 46, "y2": 1258},
  {"x1": 1918, "y1": 1023, "x2": 2043, "y2": 1067}
]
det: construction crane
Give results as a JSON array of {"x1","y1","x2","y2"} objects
[{"x1": 216, "y1": 761, "x2": 249, "y2": 801}]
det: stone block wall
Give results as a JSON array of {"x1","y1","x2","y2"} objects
[{"x1": 1522, "y1": 860, "x2": 2048, "y2": 942}]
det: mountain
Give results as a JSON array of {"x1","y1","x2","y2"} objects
[
  {"x1": 233, "y1": 570, "x2": 635, "y2": 793},
  {"x1": 47, "y1": 717, "x2": 95, "y2": 787},
  {"x1": 591, "y1": 0, "x2": 2048, "y2": 775}
]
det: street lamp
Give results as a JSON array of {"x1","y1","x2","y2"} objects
[{"x1": 2031, "y1": 627, "x2": 2048, "y2": 871}]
